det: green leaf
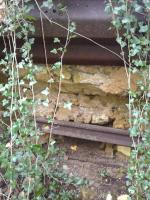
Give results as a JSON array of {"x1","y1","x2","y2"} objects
[
  {"x1": 41, "y1": 87, "x2": 49, "y2": 96},
  {"x1": 48, "y1": 116, "x2": 53, "y2": 123},
  {"x1": 25, "y1": 15, "x2": 36, "y2": 21},
  {"x1": 54, "y1": 38, "x2": 60, "y2": 43},
  {"x1": 139, "y1": 25, "x2": 148, "y2": 33},
  {"x1": 52, "y1": 61, "x2": 61, "y2": 69},
  {"x1": 42, "y1": 99, "x2": 49, "y2": 107},
  {"x1": 64, "y1": 101, "x2": 72, "y2": 110},
  {"x1": 50, "y1": 49, "x2": 57, "y2": 54},
  {"x1": 41, "y1": 0, "x2": 53, "y2": 9}
]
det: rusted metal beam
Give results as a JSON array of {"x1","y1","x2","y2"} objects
[
  {"x1": 31, "y1": 0, "x2": 115, "y2": 39},
  {"x1": 37, "y1": 118, "x2": 132, "y2": 147},
  {"x1": 0, "y1": 0, "x2": 124, "y2": 65},
  {"x1": 31, "y1": 38, "x2": 122, "y2": 65},
  {"x1": 0, "y1": 0, "x2": 145, "y2": 65},
  {"x1": 31, "y1": 0, "x2": 123, "y2": 65}
]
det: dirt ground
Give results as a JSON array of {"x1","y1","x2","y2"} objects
[{"x1": 57, "y1": 137, "x2": 129, "y2": 200}]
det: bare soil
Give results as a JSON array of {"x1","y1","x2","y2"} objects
[{"x1": 57, "y1": 136, "x2": 129, "y2": 200}]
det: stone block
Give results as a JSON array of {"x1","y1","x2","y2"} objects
[
  {"x1": 92, "y1": 114, "x2": 109, "y2": 125},
  {"x1": 19, "y1": 68, "x2": 28, "y2": 78},
  {"x1": 56, "y1": 106, "x2": 79, "y2": 121},
  {"x1": 113, "y1": 106, "x2": 129, "y2": 129},
  {"x1": 76, "y1": 65, "x2": 100, "y2": 74},
  {"x1": 72, "y1": 66, "x2": 139, "y2": 96},
  {"x1": 12, "y1": 65, "x2": 135, "y2": 129},
  {"x1": 117, "y1": 146, "x2": 131, "y2": 157},
  {"x1": 73, "y1": 71, "x2": 106, "y2": 86},
  {"x1": 36, "y1": 105, "x2": 53, "y2": 117},
  {"x1": 78, "y1": 95, "x2": 91, "y2": 107},
  {"x1": 105, "y1": 144, "x2": 114, "y2": 157},
  {"x1": 54, "y1": 66, "x2": 72, "y2": 80},
  {"x1": 35, "y1": 69, "x2": 50, "y2": 82},
  {"x1": 59, "y1": 93, "x2": 78, "y2": 106},
  {"x1": 76, "y1": 112, "x2": 92, "y2": 124}
]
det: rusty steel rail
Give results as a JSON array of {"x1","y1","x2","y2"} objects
[
  {"x1": 37, "y1": 118, "x2": 132, "y2": 147},
  {"x1": 0, "y1": 0, "x2": 145, "y2": 65},
  {"x1": 0, "y1": 0, "x2": 125, "y2": 65},
  {"x1": 29, "y1": 0, "x2": 124, "y2": 65}
]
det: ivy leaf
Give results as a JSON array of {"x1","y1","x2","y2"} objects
[
  {"x1": 135, "y1": 5, "x2": 142, "y2": 12},
  {"x1": 58, "y1": 47, "x2": 63, "y2": 52},
  {"x1": 48, "y1": 116, "x2": 53, "y2": 123},
  {"x1": 47, "y1": 78, "x2": 54, "y2": 83},
  {"x1": 50, "y1": 140, "x2": 56, "y2": 146},
  {"x1": 41, "y1": 0, "x2": 53, "y2": 9},
  {"x1": 69, "y1": 22, "x2": 76, "y2": 33},
  {"x1": 42, "y1": 99, "x2": 49, "y2": 107},
  {"x1": 64, "y1": 101, "x2": 72, "y2": 110},
  {"x1": 2, "y1": 99, "x2": 9, "y2": 106},
  {"x1": 29, "y1": 80, "x2": 37, "y2": 86},
  {"x1": 19, "y1": 80, "x2": 25, "y2": 85},
  {"x1": 57, "y1": 3, "x2": 67, "y2": 12},
  {"x1": 116, "y1": 37, "x2": 126, "y2": 48},
  {"x1": 54, "y1": 38, "x2": 60, "y2": 43},
  {"x1": 41, "y1": 87, "x2": 49, "y2": 96},
  {"x1": 139, "y1": 25, "x2": 148, "y2": 33},
  {"x1": 25, "y1": 15, "x2": 36, "y2": 21},
  {"x1": 52, "y1": 61, "x2": 61, "y2": 69},
  {"x1": 130, "y1": 127, "x2": 139, "y2": 137},
  {"x1": 50, "y1": 49, "x2": 57, "y2": 54}
]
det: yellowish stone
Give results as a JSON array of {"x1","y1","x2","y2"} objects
[
  {"x1": 117, "y1": 146, "x2": 131, "y2": 157},
  {"x1": 105, "y1": 144, "x2": 114, "y2": 157}
]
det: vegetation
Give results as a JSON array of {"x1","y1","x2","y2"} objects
[
  {"x1": 106, "y1": 0, "x2": 150, "y2": 199},
  {"x1": 0, "y1": 1, "x2": 85, "y2": 199},
  {"x1": 0, "y1": 0, "x2": 150, "y2": 199}
]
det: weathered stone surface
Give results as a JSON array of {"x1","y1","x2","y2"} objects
[
  {"x1": 0, "y1": 65, "x2": 132, "y2": 129},
  {"x1": 78, "y1": 95, "x2": 91, "y2": 107},
  {"x1": 54, "y1": 66, "x2": 72, "y2": 80},
  {"x1": 112, "y1": 106, "x2": 129, "y2": 129},
  {"x1": 36, "y1": 105, "x2": 54, "y2": 117},
  {"x1": 19, "y1": 68, "x2": 29, "y2": 79},
  {"x1": 76, "y1": 65, "x2": 100, "y2": 74},
  {"x1": 56, "y1": 107, "x2": 79, "y2": 121},
  {"x1": 72, "y1": 66, "x2": 138, "y2": 96},
  {"x1": 33, "y1": 81, "x2": 128, "y2": 127},
  {"x1": 117, "y1": 146, "x2": 131, "y2": 157},
  {"x1": 91, "y1": 114, "x2": 110, "y2": 125},
  {"x1": 76, "y1": 111, "x2": 92, "y2": 124},
  {"x1": 73, "y1": 71, "x2": 104, "y2": 85},
  {"x1": 35, "y1": 68, "x2": 50, "y2": 82},
  {"x1": 49, "y1": 65, "x2": 138, "y2": 97},
  {"x1": 59, "y1": 93, "x2": 78, "y2": 106}
]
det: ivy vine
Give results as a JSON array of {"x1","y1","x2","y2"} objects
[
  {"x1": 0, "y1": 1, "x2": 85, "y2": 199},
  {"x1": 105, "y1": 0, "x2": 150, "y2": 199},
  {"x1": 1, "y1": 0, "x2": 150, "y2": 199}
]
